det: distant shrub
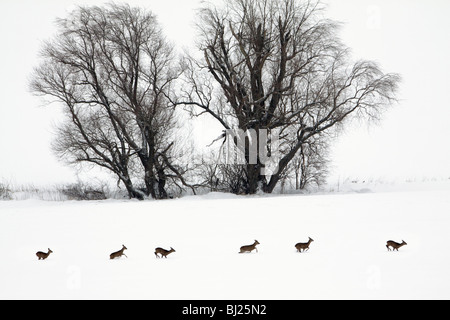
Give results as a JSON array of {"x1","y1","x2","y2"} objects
[
  {"x1": 59, "y1": 182, "x2": 108, "y2": 201},
  {"x1": 0, "y1": 182, "x2": 12, "y2": 200}
]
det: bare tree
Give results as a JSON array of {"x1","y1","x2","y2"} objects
[
  {"x1": 175, "y1": 0, "x2": 400, "y2": 194},
  {"x1": 31, "y1": 4, "x2": 192, "y2": 199}
]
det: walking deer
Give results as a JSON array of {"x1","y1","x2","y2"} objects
[
  {"x1": 386, "y1": 240, "x2": 407, "y2": 251},
  {"x1": 36, "y1": 248, "x2": 53, "y2": 260},
  {"x1": 239, "y1": 240, "x2": 260, "y2": 254},
  {"x1": 110, "y1": 245, "x2": 128, "y2": 259},
  {"x1": 155, "y1": 247, "x2": 176, "y2": 258},
  {"x1": 295, "y1": 237, "x2": 314, "y2": 253}
]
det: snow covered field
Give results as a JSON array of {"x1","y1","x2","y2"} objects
[{"x1": 1, "y1": 181, "x2": 450, "y2": 300}]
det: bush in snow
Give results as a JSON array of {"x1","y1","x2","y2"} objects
[{"x1": 0, "y1": 182, "x2": 12, "y2": 200}]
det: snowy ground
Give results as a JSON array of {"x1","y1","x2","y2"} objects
[{"x1": 1, "y1": 181, "x2": 450, "y2": 300}]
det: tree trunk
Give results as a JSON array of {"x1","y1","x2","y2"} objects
[
  {"x1": 121, "y1": 175, "x2": 144, "y2": 200},
  {"x1": 246, "y1": 164, "x2": 260, "y2": 194}
]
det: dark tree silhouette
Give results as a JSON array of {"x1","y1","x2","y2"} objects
[
  {"x1": 31, "y1": 4, "x2": 193, "y2": 199},
  {"x1": 176, "y1": 0, "x2": 400, "y2": 194}
]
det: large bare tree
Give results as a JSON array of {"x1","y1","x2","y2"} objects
[
  {"x1": 176, "y1": 0, "x2": 400, "y2": 194},
  {"x1": 31, "y1": 4, "x2": 192, "y2": 199}
]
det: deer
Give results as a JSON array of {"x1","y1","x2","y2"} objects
[
  {"x1": 295, "y1": 237, "x2": 314, "y2": 253},
  {"x1": 36, "y1": 248, "x2": 53, "y2": 260},
  {"x1": 155, "y1": 247, "x2": 176, "y2": 258},
  {"x1": 239, "y1": 240, "x2": 260, "y2": 254},
  {"x1": 110, "y1": 245, "x2": 128, "y2": 260},
  {"x1": 386, "y1": 240, "x2": 407, "y2": 251}
]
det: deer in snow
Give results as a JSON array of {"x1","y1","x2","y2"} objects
[
  {"x1": 386, "y1": 240, "x2": 407, "y2": 252},
  {"x1": 239, "y1": 240, "x2": 260, "y2": 254},
  {"x1": 110, "y1": 245, "x2": 128, "y2": 259},
  {"x1": 155, "y1": 247, "x2": 176, "y2": 258},
  {"x1": 295, "y1": 237, "x2": 314, "y2": 253},
  {"x1": 36, "y1": 248, "x2": 53, "y2": 260}
]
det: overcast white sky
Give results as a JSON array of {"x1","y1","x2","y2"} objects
[{"x1": 0, "y1": 0, "x2": 449, "y2": 186}]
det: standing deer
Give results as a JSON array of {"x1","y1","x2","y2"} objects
[
  {"x1": 110, "y1": 245, "x2": 128, "y2": 259},
  {"x1": 36, "y1": 248, "x2": 53, "y2": 260},
  {"x1": 239, "y1": 240, "x2": 260, "y2": 254},
  {"x1": 295, "y1": 237, "x2": 314, "y2": 253},
  {"x1": 155, "y1": 247, "x2": 176, "y2": 258},
  {"x1": 386, "y1": 240, "x2": 407, "y2": 251}
]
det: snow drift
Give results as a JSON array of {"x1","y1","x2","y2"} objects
[{"x1": 1, "y1": 182, "x2": 449, "y2": 300}]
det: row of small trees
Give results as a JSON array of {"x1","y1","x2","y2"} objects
[{"x1": 31, "y1": 0, "x2": 400, "y2": 199}]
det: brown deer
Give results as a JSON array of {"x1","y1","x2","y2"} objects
[
  {"x1": 155, "y1": 247, "x2": 176, "y2": 258},
  {"x1": 239, "y1": 240, "x2": 260, "y2": 254},
  {"x1": 36, "y1": 248, "x2": 53, "y2": 260},
  {"x1": 110, "y1": 245, "x2": 128, "y2": 259},
  {"x1": 386, "y1": 240, "x2": 407, "y2": 251},
  {"x1": 295, "y1": 237, "x2": 314, "y2": 253}
]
